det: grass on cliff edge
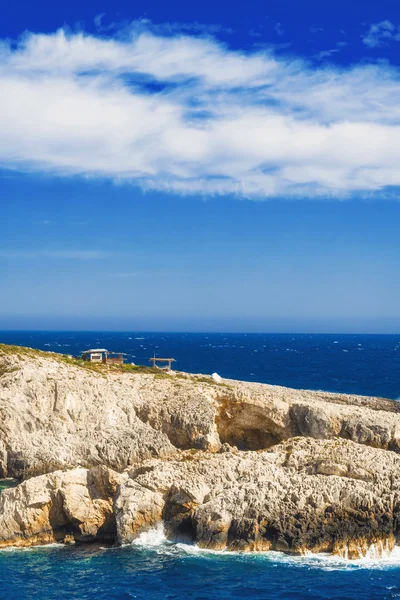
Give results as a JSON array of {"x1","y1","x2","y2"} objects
[
  {"x1": 0, "y1": 343, "x2": 228, "y2": 386},
  {"x1": 0, "y1": 344, "x2": 172, "y2": 377}
]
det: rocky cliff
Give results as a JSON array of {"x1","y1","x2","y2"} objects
[{"x1": 1, "y1": 343, "x2": 400, "y2": 558}]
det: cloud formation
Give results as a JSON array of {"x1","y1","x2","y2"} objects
[
  {"x1": 363, "y1": 20, "x2": 400, "y2": 48},
  {"x1": 1, "y1": 25, "x2": 400, "y2": 198},
  {"x1": 274, "y1": 22, "x2": 285, "y2": 36}
]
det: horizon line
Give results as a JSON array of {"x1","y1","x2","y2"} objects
[{"x1": 0, "y1": 329, "x2": 399, "y2": 336}]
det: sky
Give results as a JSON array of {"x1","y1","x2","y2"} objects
[{"x1": 1, "y1": 0, "x2": 400, "y2": 332}]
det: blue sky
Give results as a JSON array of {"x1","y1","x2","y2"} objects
[{"x1": 1, "y1": 0, "x2": 400, "y2": 332}]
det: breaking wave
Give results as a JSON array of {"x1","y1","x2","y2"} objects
[
  {"x1": 131, "y1": 524, "x2": 167, "y2": 547},
  {"x1": 129, "y1": 527, "x2": 400, "y2": 571},
  {"x1": 2, "y1": 533, "x2": 400, "y2": 599}
]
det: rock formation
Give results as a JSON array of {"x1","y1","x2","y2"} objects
[
  {"x1": 1, "y1": 344, "x2": 400, "y2": 479},
  {"x1": 115, "y1": 438, "x2": 400, "y2": 558},
  {"x1": 0, "y1": 465, "x2": 124, "y2": 547},
  {"x1": 1, "y1": 344, "x2": 400, "y2": 557}
]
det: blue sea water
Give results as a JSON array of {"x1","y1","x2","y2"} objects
[
  {"x1": 1, "y1": 330, "x2": 399, "y2": 398},
  {"x1": 2, "y1": 537, "x2": 400, "y2": 600},
  {"x1": 1, "y1": 330, "x2": 400, "y2": 598}
]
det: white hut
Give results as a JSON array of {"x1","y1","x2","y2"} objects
[{"x1": 81, "y1": 349, "x2": 124, "y2": 365}]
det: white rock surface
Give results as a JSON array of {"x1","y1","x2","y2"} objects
[
  {"x1": 1, "y1": 346, "x2": 400, "y2": 478},
  {"x1": 1, "y1": 436, "x2": 399, "y2": 558},
  {"x1": 115, "y1": 437, "x2": 400, "y2": 557},
  {"x1": 0, "y1": 465, "x2": 124, "y2": 547}
]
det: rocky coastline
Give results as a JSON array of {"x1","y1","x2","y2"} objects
[{"x1": 1, "y1": 343, "x2": 400, "y2": 558}]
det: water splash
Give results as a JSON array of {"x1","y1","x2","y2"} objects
[
  {"x1": 131, "y1": 524, "x2": 167, "y2": 548},
  {"x1": 128, "y1": 529, "x2": 400, "y2": 571}
]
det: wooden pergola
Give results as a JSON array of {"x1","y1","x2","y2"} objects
[{"x1": 149, "y1": 357, "x2": 176, "y2": 372}]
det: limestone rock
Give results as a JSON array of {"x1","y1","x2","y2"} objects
[
  {"x1": 0, "y1": 465, "x2": 124, "y2": 547},
  {"x1": 2, "y1": 345, "x2": 400, "y2": 558},
  {"x1": 212, "y1": 373, "x2": 222, "y2": 383},
  {"x1": 2, "y1": 346, "x2": 400, "y2": 478},
  {"x1": 116, "y1": 438, "x2": 400, "y2": 558},
  {"x1": 1, "y1": 437, "x2": 400, "y2": 557}
]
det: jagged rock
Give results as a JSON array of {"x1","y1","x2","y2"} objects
[
  {"x1": 1, "y1": 437, "x2": 400, "y2": 557},
  {"x1": 115, "y1": 437, "x2": 400, "y2": 558},
  {"x1": 1, "y1": 345, "x2": 400, "y2": 558},
  {"x1": 0, "y1": 466, "x2": 125, "y2": 547},
  {"x1": 1, "y1": 346, "x2": 400, "y2": 478}
]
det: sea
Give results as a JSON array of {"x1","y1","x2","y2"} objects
[{"x1": 1, "y1": 330, "x2": 400, "y2": 599}]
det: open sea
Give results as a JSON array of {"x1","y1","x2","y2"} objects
[
  {"x1": 1, "y1": 330, "x2": 400, "y2": 599},
  {"x1": 1, "y1": 330, "x2": 399, "y2": 398}
]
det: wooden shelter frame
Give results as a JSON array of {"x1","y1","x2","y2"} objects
[{"x1": 149, "y1": 357, "x2": 176, "y2": 371}]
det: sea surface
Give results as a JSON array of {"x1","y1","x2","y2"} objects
[
  {"x1": 1, "y1": 330, "x2": 399, "y2": 398},
  {"x1": 1, "y1": 531, "x2": 400, "y2": 600},
  {"x1": 1, "y1": 330, "x2": 400, "y2": 599}
]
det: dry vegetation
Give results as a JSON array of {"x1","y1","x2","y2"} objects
[{"x1": 0, "y1": 343, "x2": 227, "y2": 386}]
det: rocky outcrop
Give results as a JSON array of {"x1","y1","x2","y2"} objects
[
  {"x1": 1, "y1": 345, "x2": 400, "y2": 479},
  {"x1": 216, "y1": 386, "x2": 400, "y2": 452},
  {"x1": 0, "y1": 348, "x2": 219, "y2": 478},
  {"x1": 0, "y1": 466, "x2": 124, "y2": 547},
  {"x1": 1, "y1": 437, "x2": 400, "y2": 558},
  {"x1": 115, "y1": 437, "x2": 400, "y2": 558},
  {"x1": 1, "y1": 344, "x2": 400, "y2": 558}
]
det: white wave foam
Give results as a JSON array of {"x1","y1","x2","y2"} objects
[
  {"x1": 128, "y1": 530, "x2": 400, "y2": 570},
  {"x1": 131, "y1": 524, "x2": 167, "y2": 548},
  {"x1": 278, "y1": 545, "x2": 400, "y2": 571},
  {"x1": 0, "y1": 543, "x2": 65, "y2": 553}
]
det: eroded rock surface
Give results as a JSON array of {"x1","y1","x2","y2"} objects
[
  {"x1": 116, "y1": 438, "x2": 400, "y2": 558},
  {"x1": 0, "y1": 466, "x2": 124, "y2": 547},
  {"x1": 1, "y1": 345, "x2": 400, "y2": 558},
  {"x1": 1, "y1": 438, "x2": 399, "y2": 558},
  {"x1": 1, "y1": 346, "x2": 400, "y2": 478}
]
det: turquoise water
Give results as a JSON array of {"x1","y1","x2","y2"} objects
[{"x1": 0, "y1": 479, "x2": 18, "y2": 494}]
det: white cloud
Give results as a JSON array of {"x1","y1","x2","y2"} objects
[
  {"x1": 94, "y1": 13, "x2": 106, "y2": 29},
  {"x1": 363, "y1": 20, "x2": 400, "y2": 48},
  {"x1": 274, "y1": 22, "x2": 285, "y2": 36},
  {"x1": 1, "y1": 25, "x2": 400, "y2": 198},
  {"x1": 314, "y1": 48, "x2": 340, "y2": 60}
]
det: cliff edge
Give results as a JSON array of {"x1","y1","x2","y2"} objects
[{"x1": 0, "y1": 343, "x2": 399, "y2": 558}]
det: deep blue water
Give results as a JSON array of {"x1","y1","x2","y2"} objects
[
  {"x1": 1, "y1": 330, "x2": 400, "y2": 398},
  {"x1": 2, "y1": 540, "x2": 400, "y2": 600},
  {"x1": 1, "y1": 330, "x2": 400, "y2": 598}
]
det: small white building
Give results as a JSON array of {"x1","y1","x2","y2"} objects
[
  {"x1": 81, "y1": 349, "x2": 124, "y2": 365},
  {"x1": 82, "y1": 349, "x2": 108, "y2": 363}
]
